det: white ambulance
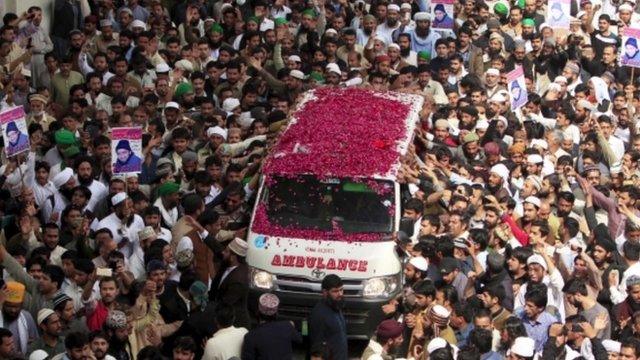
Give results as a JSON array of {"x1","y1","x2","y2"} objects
[{"x1": 246, "y1": 88, "x2": 424, "y2": 337}]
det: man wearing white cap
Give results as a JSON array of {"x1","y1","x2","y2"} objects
[
  {"x1": 405, "y1": 12, "x2": 441, "y2": 56},
  {"x1": 382, "y1": 256, "x2": 429, "y2": 317},
  {"x1": 515, "y1": 245, "x2": 566, "y2": 324},
  {"x1": 484, "y1": 68, "x2": 503, "y2": 98},
  {"x1": 42, "y1": 168, "x2": 76, "y2": 226},
  {"x1": 197, "y1": 126, "x2": 228, "y2": 166},
  {"x1": 526, "y1": 154, "x2": 544, "y2": 177},
  {"x1": 210, "y1": 238, "x2": 250, "y2": 329},
  {"x1": 509, "y1": 336, "x2": 535, "y2": 359},
  {"x1": 377, "y1": 4, "x2": 402, "y2": 45},
  {"x1": 96, "y1": 192, "x2": 145, "y2": 258}
]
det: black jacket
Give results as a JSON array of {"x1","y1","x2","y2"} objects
[
  {"x1": 308, "y1": 300, "x2": 348, "y2": 360},
  {"x1": 209, "y1": 263, "x2": 251, "y2": 329},
  {"x1": 241, "y1": 320, "x2": 303, "y2": 359}
]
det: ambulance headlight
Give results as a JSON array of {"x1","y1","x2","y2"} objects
[
  {"x1": 250, "y1": 267, "x2": 275, "y2": 290},
  {"x1": 363, "y1": 275, "x2": 399, "y2": 298}
]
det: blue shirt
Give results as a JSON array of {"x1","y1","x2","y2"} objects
[
  {"x1": 455, "y1": 323, "x2": 474, "y2": 348},
  {"x1": 481, "y1": 351, "x2": 502, "y2": 360},
  {"x1": 517, "y1": 309, "x2": 558, "y2": 352}
]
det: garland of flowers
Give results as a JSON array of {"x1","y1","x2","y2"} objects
[{"x1": 263, "y1": 88, "x2": 412, "y2": 178}]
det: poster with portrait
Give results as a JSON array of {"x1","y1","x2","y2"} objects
[
  {"x1": 547, "y1": 0, "x2": 570, "y2": 29},
  {"x1": 111, "y1": 127, "x2": 143, "y2": 174},
  {"x1": 0, "y1": 106, "x2": 30, "y2": 158},
  {"x1": 621, "y1": 27, "x2": 640, "y2": 68},
  {"x1": 431, "y1": 0, "x2": 455, "y2": 30},
  {"x1": 507, "y1": 66, "x2": 528, "y2": 111}
]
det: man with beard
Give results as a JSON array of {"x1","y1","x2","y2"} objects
[
  {"x1": 84, "y1": 277, "x2": 120, "y2": 332},
  {"x1": 63, "y1": 332, "x2": 96, "y2": 360},
  {"x1": 206, "y1": 24, "x2": 225, "y2": 61},
  {"x1": 0, "y1": 282, "x2": 38, "y2": 356},
  {"x1": 27, "y1": 308, "x2": 65, "y2": 356},
  {"x1": 96, "y1": 192, "x2": 145, "y2": 258},
  {"x1": 377, "y1": 4, "x2": 401, "y2": 45},
  {"x1": 104, "y1": 310, "x2": 132, "y2": 360},
  {"x1": 479, "y1": 284, "x2": 512, "y2": 331},
  {"x1": 382, "y1": 256, "x2": 428, "y2": 319},
  {"x1": 143, "y1": 206, "x2": 172, "y2": 242},
  {"x1": 475, "y1": 19, "x2": 515, "y2": 53},
  {"x1": 51, "y1": 55, "x2": 85, "y2": 108},
  {"x1": 43, "y1": 168, "x2": 77, "y2": 225},
  {"x1": 590, "y1": 226, "x2": 618, "y2": 276},
  {"x1": 361, "y1": 320, "x2": 404, "y2": 360},
  {"x1": 614, "y1": 275, "x2": 640, "y2": 325},
  {"x1": 74, "y1": 156, "x2": 107, "y2": 212},
  {"x1": 240, "y1": 293, "x2": 302, "y2": 359},
  {"x1": 406, "y1": 12, "x2": 441, "y2": 58},
  {"x1": 39, "y1": 223, "x2": 67, "y2": 267},
  {"x1": 511, "y1": 196, "x2": 540, "y2": 242},
  {"x1": 485, "y1": 164, "x2": 510, "y2": 201},
  {"x1": 309, "y1": 274, "x2": 347, "y2": 360},
  {"x1": 153, "y1": 182, "x2": 180, "y2": 228},
  {"x1": 404, "y1": 279, "x2": 436, "y2": 354},
  {"x1": 336, "y1": 28, "x2": 362, "y2": 64},
  {"x1": 455, "y1": 132, "x2": 486, "y2": 168},
  {"x1": 564, "y1": 279, "x2": 611, "y2": 339},
  {"x1": 562, "y1": 62, "x2": 582, "y2": 96},
  {"x1": 213, "y1": 183, "x2": 249, "y2": 234},
  {"x1": 90, "y1": 331, "x2": 114, "y2": 360},
  {"x1": 95, "y1": 20, "x2": 119, "y2": 54},
  {"x1": 208, "y1": 238, "x2": 249, "y2": 328},
  {"x1": 470, "y1": 251, "x2": 514, "y2": 311},
  {"x1": 522, "y1": 0, "x2": 545, "y2": 27},
  {"x1": 398, "y1": 33, "x2": 417, "y2": 66},
  {"x1": 515, "y1": 230, "x2": 566, "y2": 320},
  {"x1": 356, "y1": 14, "x2": 377, "y2": 46}
]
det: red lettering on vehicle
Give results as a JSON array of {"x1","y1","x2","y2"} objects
[
  {"x1": 326, "y1": 258, "x2": 336, "y2": 270},
  {"x1": 337, "y1": 259, "x2": 348, "y2": 271},
  {"x1": 283, "y1": 255, "x2": 295, "y2": 266},
  {"x1": 348, "y1": 260, "x2": 358, "y2": 271},
  {"x1": 269, "y1": 255, "x2": 369, "y2": 272},
  {"x1": 358, "y1": 261, "x2": 368, "y2": 272},
  {"x1": 306, "y1": 257, "x2": 317, "y2": 268}
]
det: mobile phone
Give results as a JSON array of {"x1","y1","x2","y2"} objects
[{"x1": 96, "y1": 268, "x2": 113, "y2": 277}]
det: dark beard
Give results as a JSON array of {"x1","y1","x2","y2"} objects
[
  {"x1": 209, "y1": 40, "x2": 222, "y2": 49},
  {"x1": 364, "y1": 28, "x2": 373, "y2": 35},
  {"x1": 326, "y1": 296, "x2": 345, "y2": 311},
  {"x1": 2, "y1": 309, "x2": 18, "y2": 322},
  {"x1": 486, "y1": 183, "x2": 502, "y2": 194},
  {"x1": 387, "y1": 19, "x2": 398, "y2": 27},
  {"x1": 78, "y1": 175, "x2": 93, "y2": 186},
  {"x1": 522, "y1": 32, "x2": 534, "y2": 40},
  {"x1": 400, "y1": 48, "x2": 410, "y2": 57}
]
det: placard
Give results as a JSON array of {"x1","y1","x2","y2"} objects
[
  {"x1": 621, "y1": 27, "x2": 640, "y2": 68},
  {"x1": 0, "y1": 106, "x2": 30, "y2": 157},
  {"x1": 547, "y1": 0, "x2": 571, "y2": 28},
  {"x1": 431, "y1": 0, "x2": 455, "y2": 30},
  {"x1": 507, "y1": 66, "x2": 528, "y2": 111},
  {"x1": 111, "y1": 127, "x2": 143, "y2": 174}
]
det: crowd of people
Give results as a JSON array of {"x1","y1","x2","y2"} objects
[{"x1": 1, "y1": 0, "x2": 640, "y2": 358}]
